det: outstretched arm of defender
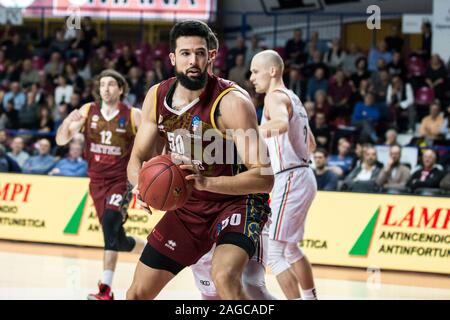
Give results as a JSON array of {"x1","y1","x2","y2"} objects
[
  {"x1": 182, "y1": 91, "x2": 274, "y2": 194},
  {"x1": 55, "y1": 104, "x2": 89, "y2": 146},
  {"x1": 127, "y1": 85, "x2": 160, "y2": 187}
]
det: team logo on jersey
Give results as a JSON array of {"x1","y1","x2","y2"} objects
[
  {"x1": 92, "y1": 115, "x2": 99, "y2": 122},
  {"x1": 118, "y1": 117, "x2": 126, "y2": 128},
  {"x1": 90, "y1": 122, "x2": 97, "y2": 129},
  {"x1": 191, "y1": 115, "x2": 201, "y2": 132}
]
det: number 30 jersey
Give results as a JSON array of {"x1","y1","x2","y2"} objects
[
  {"x1": 83, "y1": 102, "x2": 137, "y2": 181},
  {"x1": 261, "y1": 88, "x2": 311, "y2": 174}
]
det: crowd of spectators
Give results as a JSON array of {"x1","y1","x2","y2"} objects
[{"x1": 0, "y1": 18, "x2": 449, "y2": 195}]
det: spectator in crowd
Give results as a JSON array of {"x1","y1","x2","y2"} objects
[
  {"x1": 127, "y1": 66, "x2": 145, "y2": 106},
  {"x1": 425, "y1": 54, "x2": 447, "y2": 103},
  {"x1": 384, "y1": 25, "x2": 404, "y2": 53},
  {"x1": 19, "y1": 90, "x2": 39, "y2": 129},
  {"x1": 419, "y1": 102, "x2": 445, "y2": 140},
  {"x1": 440, "y1": 172, "x2": 450, "y2": 192},
  {"x1": 324, "y1": 38, "x2": 346, "y2": 71},
  {"x1": 310, "y1": 114, "x2": 331, "y2": 152},
  {"x1": 421, "y1": 21, "x2": 432, "y2": 60},
  {"x1": 376, "y1": 144, "x2": 410, "y2": 191},
  {"x1": 384, "y1": 129, "x2": 399, "y2": 146},
  {"x1": 7, "y1": 136, "x2": 29, "y2": 168},
  {"x1": 49, "y1": 30, "x2": 69, "y2": 55},
  {"x1": 307, "y1": 67, "x2": 328, "y2": 101},
  {"x1": 342, "y1": 43, "x2": 362, "y2": 75},
  {"x1": 387, "y1": 51, "x2": 406, "y2": 80},
  {"x1": 368, "y1": 41, "x2": 392, "y2": 72},
  {"x1": 371, "y1": 69, "x2": 390, "y2": 104},
  {"x1": 314, "y1": 90, "x2": 330, "y2": 116},
  {"x1": 245, "y1": 34, "x2": 263, "y2": 67},
  {"x1": 327, "y1": 69, "x2": 352, "y2": 119},
  {"x1": 5, "y1": 34, "x2": 28, "y2": 63},
  {"x1": 386, "y1": 75, "x2": 414, "y2": 132},
  {"x1": 145, "y1": 70, "x2": 158, "y2": 89},
  {"x1": 54, "y1": 103, "x2": 69, "y2": 131},
  {"x1": 313, "y1": 149, "x2": 338, "y2": 191},
  {"x1": 82, "y1": 17, "x2": 98, "y2": 46},
  {"x1": 2, "y1": 99, "x2": 19, "y2": 129},
  {"x1": 20, "y1": 59, "x2": 40, "y2": 88},
  {"x1": 407, "y1": 149, "x2": 444, "y2": 192},
  {"x1": 341, "y1": 146, "x2": 382, "y2": 191},
  {"x1": 350, "y1": 57, "x2": 370, "y2": 90},
  {"x1": 22, "y1": 138, "x2": 56, "y2": 174},
  {"x1": 3, "y1": 81, "x2": 26, "y2": 111},
  {"x1": 54, "y1": 75, "x2": 74, "y2": 105},
  {"x1": 0, "y1": 129, "x2": 9, "y2": 149},
  {"x1": 152, "y1": 58, "x2": 168, "y2": 83},
  {"x1": 304, "y1": 101, "x2": 315, "y2": 122},
  {"x1": 37, "y1": 106, "x2": 54, "y2": 133},
  {"x1": 352, "y1": 92, "x2": 381, "y2": 143},
  {"x1": 228, "y1": 53, "x2": 248, "y2": 88},
  {"x1": 64, "y1": 63, "x2": 85, "y2": 93},
  {"x1": 44, "y1": 52, "x2": 64, "y2": 79},
  {"x1": 307, "y1": 31, "x2": 328, "y2": 55},
  {"x1": 286, "y1": 65, "x2": 303, "y2": 99},
  {"x1": 116, "y1": 45, "x2": 138, "y2": 75},
  {"x1": 303, "y1": 50, "x2": 329, "y2": 79},
  {"x1": 227, "y1": 35, "x2": 247, "y2": 71},
  {"x1": 49, "y1": 142, "x2": 87, "y2": 177},
  {"x1": 67, "y1": 92, "x2": 82, "y2": 113},
  {"x1": 284, "y1": 29, "x2": 305, "y2": 65},
  {"x1": 328, "y1": 137, "x2": 354, "y2": 177},
  {"x1": 0, "y1": 144, "x2": 21, "y2": 173}
]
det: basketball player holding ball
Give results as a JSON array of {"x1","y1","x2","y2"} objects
[
  {"x1": 56, "y1": 69, "x2": 146, "y2": 300},
  {"x1": 126, "y1": 20, "x2": 273, "y2": 300}
]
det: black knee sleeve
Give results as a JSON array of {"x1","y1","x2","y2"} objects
[
  {"x1": 140, "y1": 243, "x2": 184, "y2": 275},
  {"x1": 102, "y1": 209, "x2": 136, "y2": 252},
  {"x1": 217, "y1": 232, "x2": 256, "y2": 259}
]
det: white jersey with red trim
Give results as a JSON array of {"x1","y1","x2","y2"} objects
[{"x1": 261, "y1": 87, "x2": 310, "y2": 174}]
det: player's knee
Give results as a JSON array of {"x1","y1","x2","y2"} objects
[
  {"x1": 268, "y1": 240, "x2": 290, "y2": 276},
  {"x1": 118, "y1": 236, "x2": 136, "y2": 252},
  {"x1": 285, "y1": 243, "x2": 304, "y2": 264},
  {"x1": 212, "y1": 265, "x2": 240, "y2": 292},
  {"x1": 126, "y1": 282, "x2": 154, "y2": 300}
]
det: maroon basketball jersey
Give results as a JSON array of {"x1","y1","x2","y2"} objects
[
  {"x1": 155, "y1": 75, "x2": 249, "y2": 201},
  {"x1": 84, "y1": 102, "x2": 136, "y2": 181}
]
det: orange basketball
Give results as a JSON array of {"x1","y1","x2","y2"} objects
[{"x1": 138, "y1": 154, "x2": 193, "y2": 211}]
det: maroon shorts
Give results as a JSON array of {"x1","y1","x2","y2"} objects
[
  {"x1": 89, "y1": 177, "x2": 127, "y2": 222},
  {"x1": 147, "y1": 194, "x2": 270, "y2": 267}
]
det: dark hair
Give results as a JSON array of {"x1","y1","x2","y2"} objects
[
  {"x1": 169, "y1": 20, "x2": 211, "y2": 52},
  {"x1": 96, "y1": 69, "x2": 129, "y2": 100},
  {"x1": 209, "y1": 31, "x2": 219, "y2": 51},
  {"x1": 315, "y1": 148, "x2": 328, "y2": 157}
]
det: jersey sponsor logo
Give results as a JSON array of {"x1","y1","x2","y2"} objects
[
  {"x1": 165, "y1": 239, "x2": 177, "y2": 251},
  {"x1": 90, "y1": 143, "x2": 122, "y2": 156},
  {"x1": 90, "y1": 122, "x2": 97, "y2": 129},
  {"x1": 115, "y1": 128, "x2": 126, "y2": 133},
  {"x1": 191, "y1": 115, "x2": 201, "y2": 132},
  {"x1": 92, "y1": 115, "x2": 99, "y2": 122}
]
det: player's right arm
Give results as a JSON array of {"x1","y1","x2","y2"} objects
[
  {"x1": 55, "y1": 104, "x2": 89, "y2": 146},
  {"x1": 127, "y1": 85, "x2": 160, "y2": 187}
]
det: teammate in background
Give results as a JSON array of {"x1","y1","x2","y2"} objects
[
  {"x1": 126, "y1": 20, "x2": 273, "y2": 300},
  {"x1": 55, "y1": 69, "x2": 146, "y2": 300},
  {"x1": 250, "y1": 50, "x2": 318, "y2": 300},
  {"x1": 190, "y1": 30, "x2": 276, "y2": 300}
]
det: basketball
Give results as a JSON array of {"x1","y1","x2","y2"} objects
[{"x1": 138, "y1": 154, "x2": 193, "y2": 211}]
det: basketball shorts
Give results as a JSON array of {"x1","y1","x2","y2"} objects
[
  {"x1": 191, "y1": 226, "x2": 269, "y2": 296},
  {"x1": 89, "y1": 176, "x2": 128, "y2": 222},
  {"x1": 147, "y1": 195, "x2": 270, "y2": 267},
  {"x1": 269, "y1": 168, "x2": 317, "y2": 243}
]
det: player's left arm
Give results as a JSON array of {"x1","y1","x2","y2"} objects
[
  {"x1": 182, "y1": 91, "x2": 274, "y2": 195},
  {"x1": 131, "y1": 107, "x2": 142, "y2": 131},
  {"x1": 259, "y1": 92, "x2": 291, "y2": 138}
]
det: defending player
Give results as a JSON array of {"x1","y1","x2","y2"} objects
[
  {"x1": 56, "y1": 69, "x2": 146, "y2": 300},
  {"x1": 250, "y1": 50, "x2": 318, "y2": 300}
]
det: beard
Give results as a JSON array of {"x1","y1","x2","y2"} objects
[{"x1": 175, "y1": 66, "x2": 208, "y2": 91}]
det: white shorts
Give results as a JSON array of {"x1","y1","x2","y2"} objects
[
  {"x1": 191, "y1": 228, "x2": 268, "y2": 296},
  {"x1": 269, "y1": 168, "x2": 317, "y2": 243}
]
